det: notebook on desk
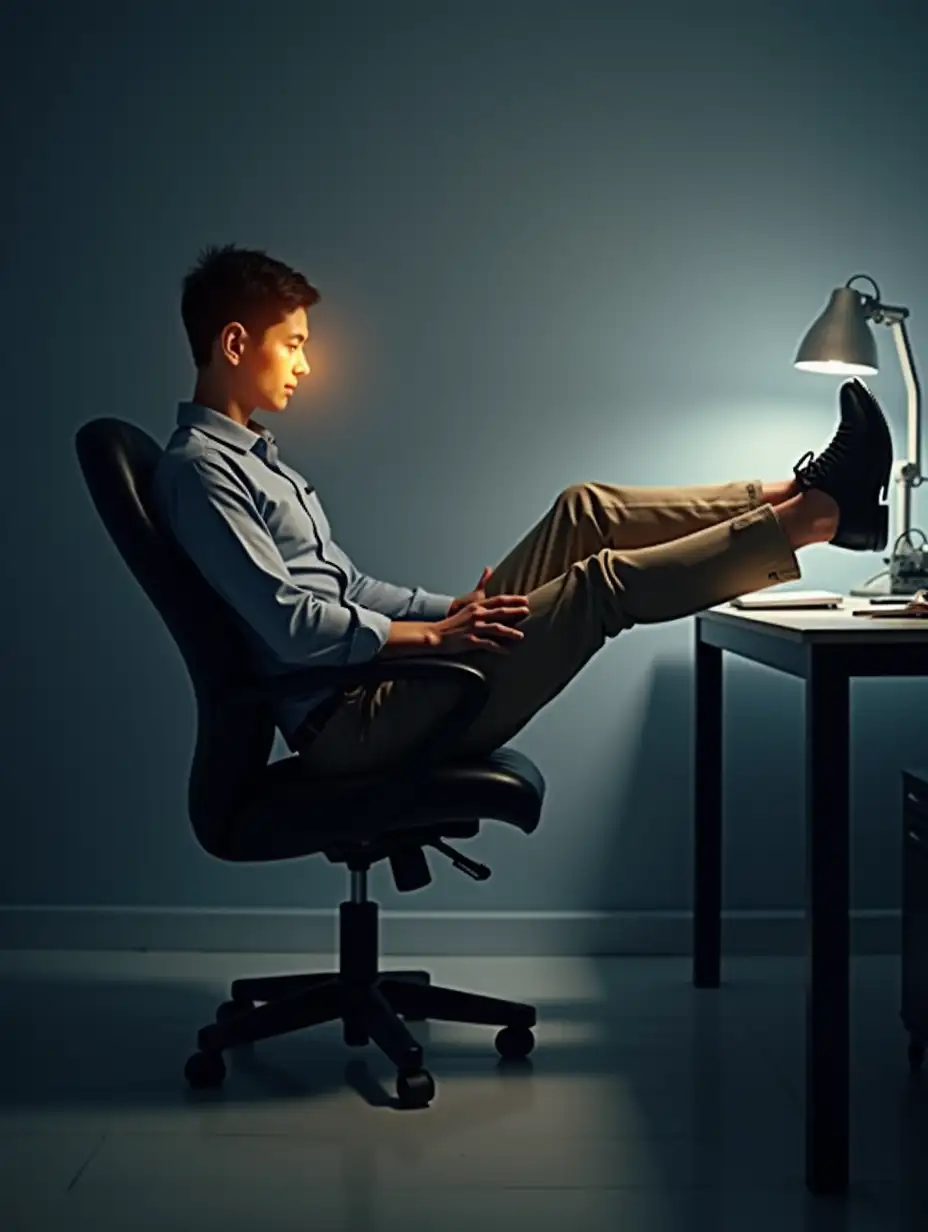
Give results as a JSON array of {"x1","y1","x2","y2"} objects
[{"x1": 731, "y1": 590, "x2": 844, "y2": 611}]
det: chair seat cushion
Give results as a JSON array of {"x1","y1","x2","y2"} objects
[
  {"x1": 219, "y1": 746, "x2": 545, "y2": 863},
  {"x1": 395, "y1": 746, "x2": 545, "y2": 831}
]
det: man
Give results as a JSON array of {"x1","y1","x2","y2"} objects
[{"x1": 153, "y1": 243, "x2": 893, "y2": 775}]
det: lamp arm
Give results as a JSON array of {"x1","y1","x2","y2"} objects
[
  {"x1": 890, "y1": 317, "x2": 923, "y2": 485},
  {"x1": 861, "y1": 298, "x2": 921, "y2": 543},
  {"x1": 881, "y1": 316, "x2": 922, "y2": 546}
]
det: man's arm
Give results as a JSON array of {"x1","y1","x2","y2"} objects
[
  {"x1": 160, "y1": 454, "x2": 392, "y2": 665},
  {"x1": 349, "y1": 569, "x2": 455, "y2": 621}
]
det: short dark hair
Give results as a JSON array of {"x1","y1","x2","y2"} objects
[{"x1": 181, "y1": 243, "x2": 320, "y2": 368}]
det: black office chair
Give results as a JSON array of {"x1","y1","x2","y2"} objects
[{"x1": 75, "y1": 418, "x2": 545, "y2": 1108}]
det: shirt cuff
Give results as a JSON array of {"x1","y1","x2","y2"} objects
[
  {"x1": 346, "y1": 607, "x2": 393, "y2": 662},
  {"x1": 407, "y1": 588, "x2": 456, "y2": 620}
]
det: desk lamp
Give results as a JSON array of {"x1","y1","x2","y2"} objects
[{"x1": 795, "y1": 275, "x2": 927, "y2": 596}]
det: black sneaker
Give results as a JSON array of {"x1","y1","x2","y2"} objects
[{"x1": 791, "y1": 378, "x2": 893, "y2": 551}]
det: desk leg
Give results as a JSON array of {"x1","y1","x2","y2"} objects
[
  {"x1": 805, "y1": 657, "x2": 850, "y2": 1194},
  {"x1": 694, "y1": 634, "x2": 722, "y2": 988}
]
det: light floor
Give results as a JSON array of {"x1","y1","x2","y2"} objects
[{"x1": 0, "y1": 951, "x2": 926, "y2": 1231}]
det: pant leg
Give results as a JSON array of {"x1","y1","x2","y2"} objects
[
  {"x1": 295, "y1": 500, "x2": 799, "y2": 775},
  {"x1": 484, "y1": 479, "x2": 765, "y2": 598}
]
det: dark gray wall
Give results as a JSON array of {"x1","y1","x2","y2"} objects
[{"x1": 3, "y1": 0, "x2": 927, "y2": 914}]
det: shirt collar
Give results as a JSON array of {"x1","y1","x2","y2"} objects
[{"x1": 175, "y1": 401, "x2": 278, "y2": 459}]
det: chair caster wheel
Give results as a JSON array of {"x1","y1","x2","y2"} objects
[
  {"x1": 185, "y1": 1050, "x2": 226, "y2": 1089},
  {"x1": 216, "y1": 999, "x2": 255, "y2": 1024},
  {"x1": 396, "y1": 1067, "x2": 435, "y2": 1108},
  {"x1": 908, "y1": 1037, "x2": 926, "y2": 1072},
  {"x1": 495, "y1": 1024, "x2": 535, "y2": 1060}
]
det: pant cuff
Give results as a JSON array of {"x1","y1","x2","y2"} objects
[{"x1": 730, "y1": 504, "x2": 800, "y2": 585}]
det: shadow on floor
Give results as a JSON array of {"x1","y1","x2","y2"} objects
[{"x1": 3, "y1": 959, "x2": 928, "y2": 1229}]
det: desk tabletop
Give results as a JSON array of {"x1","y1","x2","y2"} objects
[{"x1": 701, "y1": 600, "x2": 928, "y2": 645}]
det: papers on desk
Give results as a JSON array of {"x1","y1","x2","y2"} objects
[
  {"x1": 852, "y1": 591, "x2": 928, "y2": 619},
  {"x1": 731, "y1": 589, "x2": 843, "y2": 610}
]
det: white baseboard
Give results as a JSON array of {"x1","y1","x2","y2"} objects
[{"x1": 0, "y1": 906, "x2": 901, "y2": 956}]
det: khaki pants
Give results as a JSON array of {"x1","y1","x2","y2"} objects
[{"x1": 295, "y1": 480, "x2": 800, "y2": 774}]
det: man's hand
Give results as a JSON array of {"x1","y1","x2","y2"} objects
[
  {"x1": 447, "y1": 565, "x2": 495, "y2": 618},
  {"x1": 434, "y1": 593, "x2": 531, "y2": 656}
]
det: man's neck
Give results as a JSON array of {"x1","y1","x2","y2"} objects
[{"x1": 191, "y1": 381, "x2": 255, "y2": 428}]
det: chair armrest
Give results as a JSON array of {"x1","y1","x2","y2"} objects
[
  {"x1": 241, "y1": 656, "x2": 487, "y2": 707},
  {"x1": 234, "y1": 657, "x2": 491, "y2": 788}
]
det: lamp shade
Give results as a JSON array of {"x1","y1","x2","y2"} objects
[{"x1": 794, "y1": 286, "x2": 878, "y2": 375}]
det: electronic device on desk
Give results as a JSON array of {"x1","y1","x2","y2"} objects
[
  {"x1": 731, "y1": 589, "x2": 843, "y2": 611},
  {"x1": 852, "y1": 531, "x2": 928, "y2": 600},
  {"x1": 794, "y1": 275, "x2": 926, "y2": 597},
  {"x1": 887, "y1": 531, "x2": 928, "y2": 594}
]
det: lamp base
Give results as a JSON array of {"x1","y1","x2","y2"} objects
[
  {"x1": 849, "y1": 537, "x2": 928, "y2": 598},
  {"x1": 848, "y1": 577, "x2": 926, "y2": 598}
]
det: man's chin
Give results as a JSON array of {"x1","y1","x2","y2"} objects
[{"x1": 254, "y1": 397, "x2": 288, "y2": 414}]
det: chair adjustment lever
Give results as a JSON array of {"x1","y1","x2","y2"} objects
[{"x1": 428, "y1": 838, "x2": 492, "y2": 881}]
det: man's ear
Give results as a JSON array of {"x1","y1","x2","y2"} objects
[{"x1": 221, "y1": 322, "x2": 247, "y2": 365}]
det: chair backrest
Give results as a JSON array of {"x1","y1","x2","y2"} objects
[{"x1": 74, "y1": 417, "x2": 276, "y2": 856}]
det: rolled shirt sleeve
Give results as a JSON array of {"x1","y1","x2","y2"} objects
[
  {"x1": 161, "y1": 454, "x2": 392, "y2": 666},
  {"x1": 407, "y1": 587, "x2": 456, "y2": 620},
  {"x1": 349, "y1": 571, "x2": 454, "y2": 621}
]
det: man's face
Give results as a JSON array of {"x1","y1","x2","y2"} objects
[{"x1": 221, "y1": 306, "x2": 312, "y2": 414}]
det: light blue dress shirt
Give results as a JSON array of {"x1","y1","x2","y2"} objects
[{"x1": 152, "y1": 402, "x2": 455, "y2": 746}]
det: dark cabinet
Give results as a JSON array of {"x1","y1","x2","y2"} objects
[{"x1": 901, "y1": 770, "x2": 928, "y2": 1071}]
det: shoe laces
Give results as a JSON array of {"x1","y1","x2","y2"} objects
[{"x1": 793, "y1": 421, "x2": 856, "y2": 488}]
